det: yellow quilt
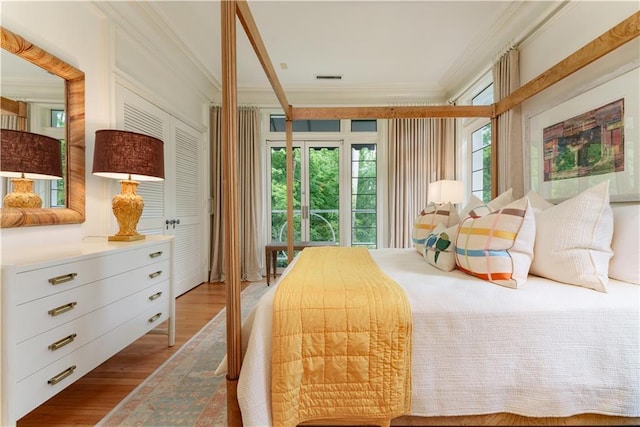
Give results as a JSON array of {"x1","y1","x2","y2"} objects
[{"x1": 271, "y1": 247, "x2": 412, "y2": 426}]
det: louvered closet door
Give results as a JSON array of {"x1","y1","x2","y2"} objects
[
  {"x1": 116, "y1": 85, "x2": 206, "y2": 296},
  {"x1": 172, "y1": 121, "x2": 205, "y2": 296}
]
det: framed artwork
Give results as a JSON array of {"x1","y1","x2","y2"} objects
[{"x1": 528, "y1": 67, "x2": 639, "y2": 202}]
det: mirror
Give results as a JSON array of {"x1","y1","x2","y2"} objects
[
  {"x1": 1, "y1": 50, "x2": 66, "y2": 208},
  {"x1": 0, "y1": 26, "x2": 85, "y2": 228}
]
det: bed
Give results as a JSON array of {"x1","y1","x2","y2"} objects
[
  {"x1": 218, "y1": 3, "x2": 640, "y2": 425},
  {"x1": 236, "y1": 249, "x2": 639, "y2": 426},
  {"x1": 229, "y1": 198, "x2": 640, "y2": 426}
]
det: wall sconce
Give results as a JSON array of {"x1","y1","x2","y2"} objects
[
  {"x1": 0, "y1": 129, "x2": 63, "y2": 208},
  {"x1": 92, "y1": 130, "x2": 164, "y2": 241},
  {"x1": 428, "y1": 180, "x2": 463, "y2": 205}
]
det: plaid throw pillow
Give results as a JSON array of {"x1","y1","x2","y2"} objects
[
  {"x1": 455, "y1": 197, "x2": 535, "y2": 289},
  {"x1": 412, "y1": 203, "x2": 460, "y2": 253}
]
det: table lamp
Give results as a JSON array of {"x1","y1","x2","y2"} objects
[
  {"x1": 92, "y1": 129, "x2": 164, "y2": 241},
  {"x1": 428, "y1": 180, "x2": 463, "y2": 205},
  {"x1": 0, "y1": 129, "x2": 63, "y2": 208}
]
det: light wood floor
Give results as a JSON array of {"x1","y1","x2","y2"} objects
[{"x1": 18, "y1": 281, "x2": 249, "y2": 426}]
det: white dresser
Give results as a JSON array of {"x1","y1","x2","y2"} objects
[{"x1": 0, "y1": 236, "x2": 175, "y2": 426}]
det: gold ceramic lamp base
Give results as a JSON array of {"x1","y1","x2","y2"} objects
[
  {"x1": 2, "y1": 178, "x2": 42, "y2": 208},
  {"x1": 109, "y1": 180, "x2": 145, "y2": 241}
]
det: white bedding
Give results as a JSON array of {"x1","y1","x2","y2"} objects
[{"x1": 236, "y1": 249, "x2": 640, "y2": 426}]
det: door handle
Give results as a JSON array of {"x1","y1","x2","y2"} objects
[{"x1": 165, "y1": 219, "x2": 180, "y2": 229}]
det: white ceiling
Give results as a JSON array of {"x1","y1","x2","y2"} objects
[
  {"x1": 147, "y1": 1, "x2": 565, "y2": 105},
  {"x1": 0, "y1": 1, "x2": 566, "y2": 105}
]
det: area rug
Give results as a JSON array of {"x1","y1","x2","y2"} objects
[{"x1": 98, "y1": 283, "x2": 272, "y2": 426}]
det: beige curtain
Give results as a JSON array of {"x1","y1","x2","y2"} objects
[
  {"x1": 1, "y1": 104, "x2": 25, "y2": 199},
  {"x1": 209, "y1": 106, "x2": 224, "y2": 281},
  {"x1": 493, "y1": 49, "x2": 524, "y2": 198},
  {"x1": 1, "y1": 115, "x2": 19, "y2": 129},
  {"x1": 208, "y1": 106, "x2": 263, "y2": 282},
  {"x1": 386, "y1": 117, "x2": 455, "y2": 248}
]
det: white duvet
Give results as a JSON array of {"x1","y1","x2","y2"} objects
[{"x1": 235, "y1": 249, "x2": 640, "y2": 426}]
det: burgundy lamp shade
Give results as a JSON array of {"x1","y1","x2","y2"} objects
[
  {"x1": 92, "y1": 130, "x2": 164, "y2": 181},
  {"x1": 0, "y1": 129, "x2": 63, "y2": 179}
]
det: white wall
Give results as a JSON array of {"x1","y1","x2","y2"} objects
[
  {"x1": 455, "y1": 1, "x2": 639, "y2": 201},
  {"x1": 0, "y1": 2, "x2": 214, "y2": 250}
]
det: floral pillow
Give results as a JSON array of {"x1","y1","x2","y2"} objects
[
  {"x1": 423, "y1": 223, "x2": 459, "y2": 272},
  {"x1": 412, "y1": 203, "x2": 460, "y2": 253}
]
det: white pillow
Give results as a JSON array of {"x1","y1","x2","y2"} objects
[
  {"x1": 609, "y1": 204, "x2": 640, "y2": 284},
  {"x1": 423, "y1": 223, "x2": 459, "y2": 272},
  {"x1": 529, "y1": 181, "x2": 613, "y2": 292},
  {"x1": 525, "y1": 190, "x2": 554, "y2": 212},
  {"x1": 459, "y1": 195, "x2": 483, "y2": 221},
  {"x1": 487, "y1": 188, "x2": 514, "y2": 211},
  {"x1": 455, "y1": 196, "x2": 535, "y2": 289},
  {"x1": 458, "y1": 189, "x2": 514, "y2": 223}
]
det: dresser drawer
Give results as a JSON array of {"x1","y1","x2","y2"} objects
[
  {"x1": 13, "y1": 242, "x2": 170, "y2": 305},
  {"x1": 13, "y1": 301, "x2": 171, "y2": 421},
  {"x1": 15, "y1": 281, "x2": 169, "y2": 381},
  {"x1": 15, "y1": 259, "x2": 169, "y2": 342}
]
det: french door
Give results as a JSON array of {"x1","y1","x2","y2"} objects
[{"x1": 269, "y1": 140, "x2": 343, "y2": 244}]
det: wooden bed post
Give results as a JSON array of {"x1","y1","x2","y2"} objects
[{"x1": 221, "y1": 0, "x2": 242, "y2": 382}]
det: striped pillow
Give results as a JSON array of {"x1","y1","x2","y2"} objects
[
  {"x1": 412, "y1": 203, "x2": 460, "y2": 253},
  {"x1": 455, "y1": 197, "x2": 535, "y2": 288}
]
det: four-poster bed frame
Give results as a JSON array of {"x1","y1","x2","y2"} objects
[{"x1": 221, "y1": 2, "x2": 640, "y2": 425}]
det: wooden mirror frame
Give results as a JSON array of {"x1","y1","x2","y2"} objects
[{"x1": 0, "y1": 26, "x2": 85, "y2": 228}]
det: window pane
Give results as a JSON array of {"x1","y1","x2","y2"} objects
[
  {"x1": 472, "y1": 169, "x2": 484, "y2": 192},
  {"x1": 472, "y1": 84, "x2": 493, "y2": 106},
  {"x1": 472, "y1": 149, "x2": 484, "y2": 169},
  {"x1": 51, "y1": 109, "x2": 65, "y2": 128},
  {"x1": 352, "y1": 177, "x2": 376, "y2": 194},
  {"x1": 270, "y1": 147, "x2": 301, "y2": 242},
  {"x1": 351, "y1": 143, "x2": 377, "y2": 248},
  {"x1": 351, "y1": 119, "x2": 377, "y2": 132},
  {"x1": 269, "y1": 114, "x2": 340, "y2": 132},
  {"x1": 352, "y1": 194, "x2": 376, "y2": 210},
  {"x1": 472, "y1": 123, "x2": 491, "y2": 151}
]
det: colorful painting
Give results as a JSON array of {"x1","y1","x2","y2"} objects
[{"x1": 542, "y1": 99, "x2": 624, "y2": 182}]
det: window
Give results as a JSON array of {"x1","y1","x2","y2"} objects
[
  {"x1": 351, "y1": 144, "x2": 377, "y2": 248},
  {"x1": 472, "y1": 84, "x2": 493, "y2": 106},
  {"x1": 269, "y1": 114, "x2": 340, "y2": 132},
  {"x1": 265, "y1": 112, "x2": 381, "y2": 251},
  {"x1": 471, "y1": 123, "x2": 492, "y2": 203},
  {"x1": 351, "y1": 119, "x2": 377, "y2": 132},
  {"x1": 467, "y1": 83, "x2": 494, "y2": 203},
  {"x1": 50, "y1": 109, "x2": 65, "y2": 128}
]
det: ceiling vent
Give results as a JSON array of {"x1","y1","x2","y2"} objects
[{"x1": 315, "y1": 74, "x2": 342, "y2": 80}]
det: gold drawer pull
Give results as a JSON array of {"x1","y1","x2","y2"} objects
[
  {"x1": 48, "y1": 365, "x2": 76, "y2": 385},
  {"x1": 149, "y1": 251, "x2": 163, "y2": 258},
  {"x1": 148, "y1": 312, "x2": 162, "y2": 323},
  {"x1": 48, "y1": 333, "x2": 77, "y2": 351},
  {"x1": 148, "y1": 270, "x2": 162, "y2": 279},
  {"x1": 48, "y1": 302, "x2": 77, "y2": 317},
  {"x1": 148, "y1": 291, "x2": 163, "y2": 301},
  {"x1": 48, "y1": 273, "x2": 78, "y2": 285}
]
